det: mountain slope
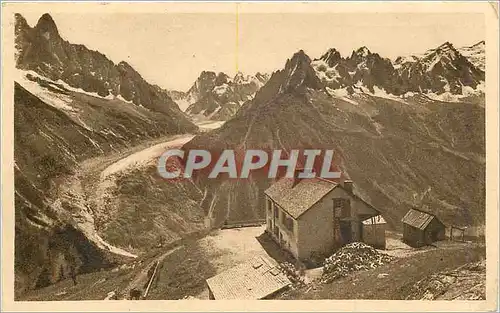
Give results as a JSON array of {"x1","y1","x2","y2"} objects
[
  {"x1": 183, "y1": 49, "x2": 485, "y2": 232},
  {"x1": 13, "y1": 73, "x2": 206, "y2": 296},
  {"x1": 13, "y1": 13, "x2": 202, "y2": 296}
]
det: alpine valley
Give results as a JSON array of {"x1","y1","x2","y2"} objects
[{"x1": 13, "y1": 13, "x2": 485, "y2": 300}]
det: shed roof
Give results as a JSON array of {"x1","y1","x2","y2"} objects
[
  {"x1": 264, "y1": 178, "x2": 337, "y2": 219},
  {"x1": 401, "y1": 208, "x2": 440, "y2": 230},
  {"x1": 205, "y1": 255, "x2": 290, "y2": 300}
]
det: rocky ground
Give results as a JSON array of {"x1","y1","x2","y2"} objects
[
  {"x1": 321, "y1": 242, "x2": 395, "y2": 283},
  {"x1": 405, "y1": 260, "x2": 486, "y2": 300},
  {"x1": 279, "y1": 241, "x2": 485, "y2": 300}
]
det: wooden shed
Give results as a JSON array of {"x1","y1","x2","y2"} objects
[{"x1": 401, "y1": 208, "x2": 445, "y2": 247}]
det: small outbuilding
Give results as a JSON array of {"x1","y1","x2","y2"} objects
[
  {"x1": 401, "y1": 208, "x2": 445, "y2": 247},
  {"x1": 362, "y1": 215, "x2": 387, "y2": 249}
]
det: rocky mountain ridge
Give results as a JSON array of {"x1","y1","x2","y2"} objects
[
  {"x1": 170, "y1": 71, "x2": 269, "y2": 120},
  {"x1": 15, "y1": 13, "x2": 193, "y2": 123},
  {"x1": 312, "y1": 41, "x2": 485, "y2": 96},
  {"x1": 458, "y1": 40, "x2": 485, "y2": 71}
]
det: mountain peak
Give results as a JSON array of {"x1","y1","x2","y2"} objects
[
  {"x1": 471, "y1": 40, "x2": 485, "y2": 48},
  {"x1": 288, "y1": 50, "x2": 312, "y2": 66},
  {"x1": 35, "y1": 13, "x2": 59, "y2": 36},
  {"x1": 198, "y1": 71, "x2": 217, "y2": 80},
  {"x1": 233, "y1": 71, "x2": 246, "y2": 83},
  {"x1": 319, "y1": 48, "x2": 342, "y2": 67},
  {"x1": 293, "y1": 49, "x2": 308, "y2": 58},
  {"x1": 278, "y1": 50, "x2": 322, "y2": 93},
  {"x1": 423, "y1": 41, "x2": 460, "y2": 62},
  {"x1": 437, "y1": 41, "x2": 454, "y2": 50},
  {"x1": 15, "y1": 13, "x2": 29, "y2": 27},
  {"x1": 355, "y1": 46, "x2": 371, "y2": 57},
  {"x1": 15, "y1": 13, "x2": 30, "y2": 34}
]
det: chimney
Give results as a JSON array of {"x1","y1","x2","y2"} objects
[{"x1": 343, "y1": 180, "x2": 353, "y2": 193}]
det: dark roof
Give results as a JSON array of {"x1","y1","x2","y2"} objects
[
  {"x1": 264, "y1": 178, "x2": 380, "y2": 219},
  {"x1": 264, "y1": 178, "x2": 338, "y2": 219},
  {"x1": 401, "y1": 208, "x2": 442, "y2": 230},
  {"x1": 205, "y1": 255, "x2": 290, "y2": 300}
]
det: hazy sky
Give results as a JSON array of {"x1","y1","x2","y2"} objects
[{"x1": 19, "y1": 11, "x2": 485, "y2": 91}]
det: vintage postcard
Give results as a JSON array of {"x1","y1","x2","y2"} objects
[{"x1": 1, "y1": 1, "x2": 498, "y2": 312}]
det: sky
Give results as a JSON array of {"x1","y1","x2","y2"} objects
[{"x1": 19, "y1": 11, "x2": 485, "y2": 91}]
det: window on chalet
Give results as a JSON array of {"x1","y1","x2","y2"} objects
[
  {"x1": 333, "y1": 198, "x2": 350, "y2": 218},
  {"x1": 267, "y1": 199, "x2": 272, "y2": 214},
  {"x1": 283, "y1": 214, "x2": 295, "y2": 234}
]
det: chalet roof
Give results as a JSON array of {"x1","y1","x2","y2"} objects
[
  {"x1": 265, "y1": 178, "x2": 381, "y2": 220},
  {"x1": 401, "y1": 208, "x2": 441, "y2": 230},
  {"x1": 264, "y1": 178, "x2": 338, "y2": 219},
  {"x1": 205, "y1": 255, "x2": 290, "y2": 300}
]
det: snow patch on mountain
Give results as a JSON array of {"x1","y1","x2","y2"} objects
[
  {"x1": 326, "y1": 87, "x2": 358, "y2": 105},
  {"x1": 15, "y1": 69, "x2": 77, "y2": 112},
  {"x1": 458, "y1": 41, "x2": 485, "y2": 71},
  {"x1": 116, "y1": 94, "x2": 134, "y2": 104},
  {"x1": 372, "y1": 86, "x2": 406, "y2": 102},
  {"x1": 15, "y1": 69, "x2": 150, "y2": 112},
  {"x1": 213, "y1": 83, "x2": 230, "y2": 95},
  {"x1": 312, "y1": 60, "x2": 340, "y2": 83}
]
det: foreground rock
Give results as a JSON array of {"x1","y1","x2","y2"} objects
[{"x1": 406, "y1": 260, "x2": 485, "y2": 300}]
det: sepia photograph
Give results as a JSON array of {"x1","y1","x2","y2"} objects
[{"x1": 1, "y1": 1, "x2": 498, "y2": 311}]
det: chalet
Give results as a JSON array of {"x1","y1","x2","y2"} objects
[
  {"x1": 401, "y1": 208, "x2": 446, "y2": 247},
  {"x1": 264, "y1": 175, "x2": 386, "y2": 261}
]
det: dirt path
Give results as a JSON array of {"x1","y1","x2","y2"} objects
[{"x1": 121, "y1": 245, "x2": 184, "y2": 299}]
